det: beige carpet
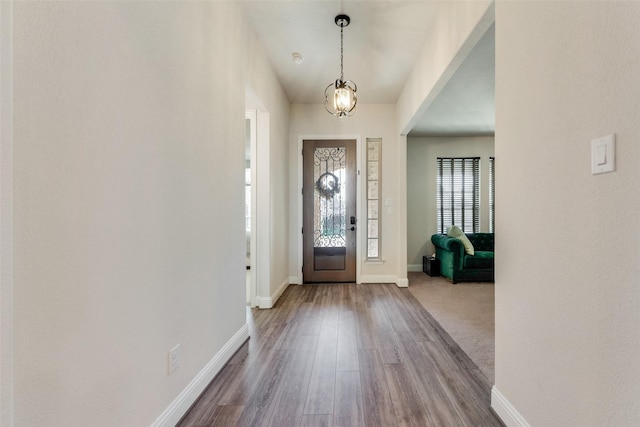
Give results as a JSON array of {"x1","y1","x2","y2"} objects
[{"x1": 407, "y1": 272, "x2": 495, "y2": 383}]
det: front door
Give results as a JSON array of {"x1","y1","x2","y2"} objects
[{"x1": 303, "y1": 139, "x2": 356, "y2": 283}]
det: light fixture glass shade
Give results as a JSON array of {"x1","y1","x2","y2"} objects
[
  {"x1": 334, "y1": 87, "x2": 352, "y2": 111},
  {"x1": 325, "y1": 79, "x2": 357, "y2": 119}
]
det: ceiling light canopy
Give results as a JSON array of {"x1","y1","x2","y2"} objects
[
  {"x1": 292, "y1": 52, "x2": 304, "y2": 64},
  {"x1": 325, "y1": 14, "x2": 357, "y2": 119}
]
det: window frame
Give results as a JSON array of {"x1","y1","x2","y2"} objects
[{"x1": 365, "y1": 138, "x2": 382, "y2": 260}]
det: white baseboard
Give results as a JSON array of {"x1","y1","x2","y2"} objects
[
  {"x1": 408, "y1": 264, "x2": 422, "y2": 272},
  {"x1": 289, "y1": 275, "x2": 302, "y2": 285},
  {"x1": 257, "y1": 296, "x2": 272, "y2": 309},
  {"x1": 258, "y1": 278, "x2": 289, "y2": 309},
  {"x1": 151, "y1": 324, "x2": 249, "y2": 427},
  {"x1": 359, "y1": 274, "x2": 397, "y2": 284},
  {"x1": 491, "y1": 386, "x2": 531, "y2": 427},
  {"x1": 359, "y1": 275, "x2": 408, "y2": 288}
]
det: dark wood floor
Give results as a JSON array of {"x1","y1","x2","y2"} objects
[{"x1": 179, "y1": 283, "x2": 503, "y2": 427}]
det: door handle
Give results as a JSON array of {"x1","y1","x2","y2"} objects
[
  {"x1": 350, "y1": 226, "x2": 356, "y2": 231},
  {"x1": 350, "y1": 216, "x2": 357, "y2": 225}
]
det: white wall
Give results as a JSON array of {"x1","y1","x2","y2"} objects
[
  {"x1": 395, "y1": 0, "x2": 494, "y2": 285},
  {"x1": 4, "y1": 2, "x2": 289, "y2": 425},
  {"x1": 0, "y1": 3, "x2": 14, "y2": 425},
  {"x1": 289, "y1": 104, "x2": 403, "y2": 284},
  {"x1": 407, "y1": 136, "x2": 494, "y2": 269},
  {"x1": 494, "y1": 1, "x2": 640, "y2": 426}
]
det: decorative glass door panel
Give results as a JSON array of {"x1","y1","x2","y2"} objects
[{"x1": 303, "y1": 140, "x2": 356, "y2": 283}]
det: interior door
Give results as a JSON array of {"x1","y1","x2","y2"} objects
[{"x1": 303, "y1": 139, "x2": 356, "y2": 283}]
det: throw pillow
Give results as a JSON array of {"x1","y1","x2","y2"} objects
[{"x1": 447, "y1": 225, "x2": 475, "y2": 255}]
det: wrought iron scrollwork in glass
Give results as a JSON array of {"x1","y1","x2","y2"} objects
[{"x1": 313, "y1": 147, "x2": 346, "y2": 248}]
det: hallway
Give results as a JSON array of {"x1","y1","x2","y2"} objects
[{"x1": 179, "y1": 283, "x2": 502, "y2": 426}]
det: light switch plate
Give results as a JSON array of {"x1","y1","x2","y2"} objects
[{"x1": 591, "y1": 134, "x2": 615, "y2": 174}]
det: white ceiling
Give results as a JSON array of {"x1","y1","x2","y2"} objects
[{"x1": 241, "y1": 1, "x2": 495, "y2": 136}]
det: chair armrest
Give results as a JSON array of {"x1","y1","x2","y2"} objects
[
  {"x1": 431, "y1": 234, "x2": 463, "y2": 253},
  {"x1": 431, "y1": 234, "x2": 465, "y2": 276}
]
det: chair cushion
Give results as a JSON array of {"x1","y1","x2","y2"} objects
[
  {"x1": 447, "y1": 225, "x2": 474, "y2": 255},
  {"x1": 463, "y1": 251, "x2": 494, "y2": 269}
]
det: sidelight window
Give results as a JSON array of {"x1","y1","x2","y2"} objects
[{"x1": 366, "y1": 138, "x2": 382, "y2": 259}]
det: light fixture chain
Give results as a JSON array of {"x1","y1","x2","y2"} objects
[
  {"x1": 340, "y1": 24, "x2": 344, "y2": 81},
  {"x1": 324, "y1": 14, "x2": 356, "y2": 119}
]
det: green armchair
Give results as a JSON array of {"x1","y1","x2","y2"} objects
[{"x1": 431, "y1": 233, "x2": 494, "y2": 284}]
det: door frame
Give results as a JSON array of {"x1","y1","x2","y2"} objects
[
  {"x1": 246, "y1": 90, "x2": 271, "y2": 308},
  {"x1": 245, "y1": 109, "x2": 257, "y2": 307},
  {"x1": 295, "y1": 135, "x2": 362, "y2": 285}
]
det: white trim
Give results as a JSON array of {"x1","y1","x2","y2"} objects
[
  {"x1": 355, "y1": 135, "x2": 363, "y2": 284},
  {"x1": 397, "y1": 134, "x2": 409, "y2": 289},
  {"x1": 491, "y1": 386, "x2": 531, "y2": 427},
  {"x1": 245, "y1": 90, "x2": 271, "y2": 311},
  {"x1": 289, "y1": 276, "x2": 302, "y2": 285},
  {"x1": 360, "y1": 275, "x2": 397, "y2": 284},
  {"x1": 296, "y1": 136, "x2": 303, "y2": 285},
  {"x1": 0, "y1": 3, "x2": 14, "y2": 425},
  {"x1": 297, "y1": 135, "x2": 362, "y2": 285},
  {"x1": 245, "y1": 109, "x2": 258, "y2": 308},
  {"x1": 358, "y1": 275, "x2": 408, "y2": 288},
  {"x1": 407, "y1": 264, "x2": 423, "y2": 272},
  {"x1": 255, "y1": 110, "x2": 271, "y2": 309},
  {"x1": 396, "y1": 277, "x2": 409, "y2": 288},
  {"x1": 257, "y1": 297, "x2": 272, "y2": 309},
  {"x1": 258, "y1": 278, "x2": 289, "y2": 309},
  {"x1": 151, "y1": 324, "x2": 250, "y2": 427}
]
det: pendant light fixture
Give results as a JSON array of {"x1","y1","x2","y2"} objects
[{"x1": 325, "y1": 14, "x2": 357, "y2": 119}]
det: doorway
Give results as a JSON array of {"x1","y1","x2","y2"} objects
[
  {"x1": 245, "y1": 109, "x2": 257, "y2": 306},
  {"x1": 302, "y1": 139, "x2": 356, "y2": 283}
]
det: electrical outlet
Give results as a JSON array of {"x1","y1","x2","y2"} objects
[{"x1": 169, "y1": 344, "x2": 181, "y2": 375}]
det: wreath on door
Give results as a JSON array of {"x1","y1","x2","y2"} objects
[{"x1": 316, "y1": 172, "x2": 341, "y2": 199}]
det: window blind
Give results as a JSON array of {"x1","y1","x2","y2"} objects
[{"x1": 436, "y1": 157, "x2": 480, "y2": 234}]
